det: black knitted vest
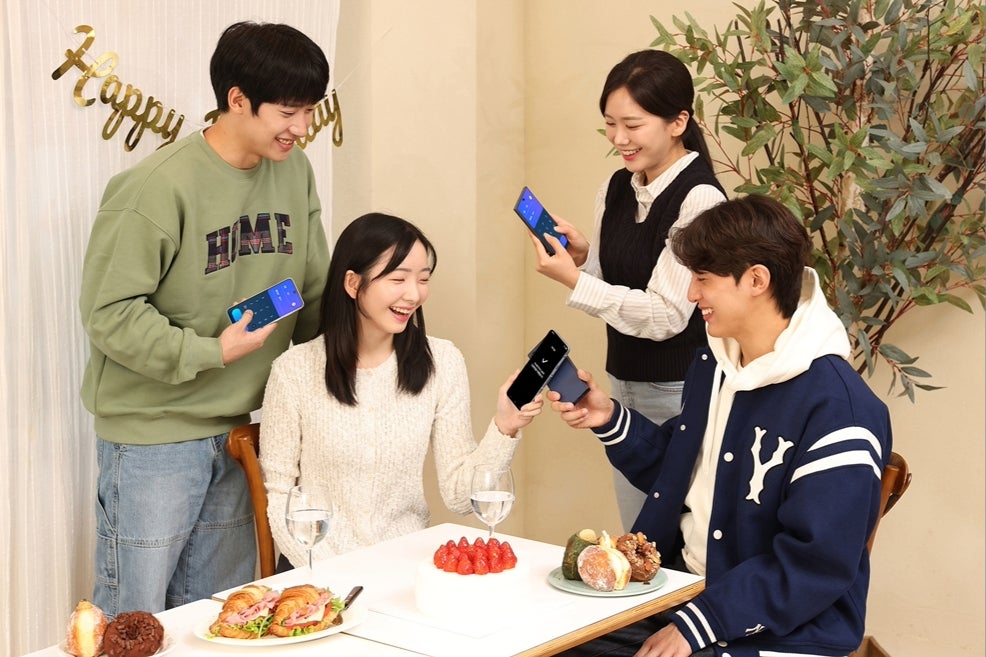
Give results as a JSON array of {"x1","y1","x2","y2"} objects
[{"x1": 598, "y1": 159, "x2": 724, "y2": 381}]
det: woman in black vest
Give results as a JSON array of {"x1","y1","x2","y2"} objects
[{"x1": 528, "y1": 50, "x2": 726, "y2": 530}]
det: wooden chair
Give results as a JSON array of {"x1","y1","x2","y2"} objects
[
  {"x1": 226, "y1": 422, "x2": 276, "y2": 578},
  {"x1": 847, "y1": 451, "x2": 912, "y2": 657},
  {"x1": 865, "y1": 451, "x2": 912, "y2": 554}
]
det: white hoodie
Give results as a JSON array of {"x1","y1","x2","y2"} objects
[{"x1": 680, "y1": 268, "x2": 851, "y2": 575}]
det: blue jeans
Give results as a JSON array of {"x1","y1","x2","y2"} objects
[
  {"x1": 93, "y1": 434, "x2": 256, "y2": 616},
  {"x1": 607, "y1": 376, "x2": 684, "y2": 532}
]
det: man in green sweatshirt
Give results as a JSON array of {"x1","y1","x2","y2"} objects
[{"x1": 79, "y1": 21, "x2": 331, "y2": 616}]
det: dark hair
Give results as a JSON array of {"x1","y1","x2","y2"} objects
[
  {"x1": 319, "y1": 213, "x2": 437, "y2": 405},
  {"x1": 669, "y1": 195, "x2": 811, "y2": 318},
  {"x1": 210, "y1": 21, "x2": 330, "y2": 113},
  {"x1": 599, "y1": 49, "x2": 713, "y2": 169}
]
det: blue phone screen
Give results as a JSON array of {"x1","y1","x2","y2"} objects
[
  {"x1": 228, "y1": 279, "x2": 303, "y2": 331},
  {"x1": 514, "y1": 187, "x2": 568, "y2": 252}
]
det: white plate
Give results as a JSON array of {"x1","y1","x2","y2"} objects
[
  {"x1": 59, "y1": 631, "x2": 176, "y2": 656},
  {"x1": 546, "y1": 566, "x2": 669, "y2": 597},
  {"x1": 193, "y1": 596, "x2": 367, "y2": 646}
]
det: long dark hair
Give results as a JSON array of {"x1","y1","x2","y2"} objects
[
  {"x1": 599, "y1": 49, "x2": 713, "y2": 169},
  {"x1": 319, "y1": 213, "x2": 436, "y2": 405}
]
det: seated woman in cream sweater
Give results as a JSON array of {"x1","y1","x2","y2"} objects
[{"x1": 259, "y1": 212, "x2": 542, "y2": 569}]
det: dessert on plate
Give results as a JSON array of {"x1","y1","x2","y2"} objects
[
  {"x1": 415, "y1": 536, "x2": 530, "y2": 619},
  {"x1": 561, "y1": 528, "x2": 661, "y2": 592}
]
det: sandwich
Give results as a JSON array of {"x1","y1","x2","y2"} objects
[
  {"x1": 266, "y1": 584, "x2": 344, "y2": 637},
  {"x1": 208, "y1": 584, "x2": 280, "y2": 639}
]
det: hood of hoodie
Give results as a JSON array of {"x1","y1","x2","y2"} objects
[{"x1": 708, "y1": 267, "x2": 850, "y2": 392}]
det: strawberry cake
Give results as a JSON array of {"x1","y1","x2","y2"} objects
[{"x1": 414, "y1": 536, "x2": 531, "y2": 619}]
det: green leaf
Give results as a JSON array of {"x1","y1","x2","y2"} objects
[
  {"x1": 878, "y1": 343, "x2": 916, "y2": 365},
  {"x1": 901, "y1": 366, "x2": 932, "y2": 378},
  {"x1": 943, "y1": 294, "x2": 974, "y2": 313}
]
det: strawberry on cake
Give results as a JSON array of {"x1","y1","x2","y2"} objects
[{"x1": 415, "y1": 536, "x2": 531, "y2": 620}]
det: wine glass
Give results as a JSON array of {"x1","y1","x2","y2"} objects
[
  {"x1": 470, "y1": 465, "x2": 515, "y2": 539},
  {"x1": 285, "y1": 484, "x2": 331, "y2": 573}
]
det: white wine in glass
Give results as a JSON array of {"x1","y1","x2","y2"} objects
[
  {"x1": 470, "y1": 465, "x2": 514, "y2": 539},
  {"x1": 285, "y1": 484, "x2": 331, "y2": 573}
]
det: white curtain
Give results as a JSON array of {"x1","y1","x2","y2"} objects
[{"x1": 0, "y1": 2, "x2": 339, "y2": 654}]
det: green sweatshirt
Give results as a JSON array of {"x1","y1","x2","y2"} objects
[{"x1": 80, "y1": 131, "x2": 330, "y2": 444}]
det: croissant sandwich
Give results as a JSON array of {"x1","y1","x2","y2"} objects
[
  {"x1": 266, "y1": 584, "x2": 343, "y2": 637},
  {"x1": 209, "y1": 584, "x2": 281, "y2": 639}
]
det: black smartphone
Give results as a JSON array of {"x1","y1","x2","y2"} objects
[
  {"x1": 226, "y1": 278, "x2": 304, "y2": 331},
  {"x1": 527, "y1": 336, "x2": 589, "y2": 404},
  {"x1": 507, "y1": 330, "x2": 570, "y2": 409},
  {"x1": 513, "y1": 186, "x2": 569, "y2": 256}
]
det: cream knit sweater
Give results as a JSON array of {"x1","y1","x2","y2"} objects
[{"x1": 259, "y1": 336, "x2": 520, "y2": 567}]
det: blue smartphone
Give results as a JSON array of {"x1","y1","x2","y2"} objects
[
  {"x1": 547, "y1": 356, "x2": 590, "y2": 404},
  {"x1": 513, "y1": 186, "x2": 568, "y2": 256},
  {"x1": 227, "y1": 278, "x2": 304, "y2": 331}
]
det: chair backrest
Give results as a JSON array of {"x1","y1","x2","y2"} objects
[
  {"x1": 226, "y1": 423, "x2": 276, "y2": 578},
  {"x1": 866, "y1": 451, "x2": 912, "y2": 553},
  {"x1": 849, "y1": 452, "x2": 912, "y2": 657}
]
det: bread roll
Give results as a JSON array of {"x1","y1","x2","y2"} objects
[
  {"x1": 65, "y1": 600, "x2": 107, "y2": 657},
  {"x1": 577, "y1": 531, "x2": 631, "y2": 592}
]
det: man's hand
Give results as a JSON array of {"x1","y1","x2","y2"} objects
[
  {"x1": 545, "y1": 369, "x2": 615, "y2": 429},
  {"x1": 634, "y1": 623, "x2": 693, "y2": 657},
  {"x1": 219, "y1": 310, "x2": 277, "y2": 365}
]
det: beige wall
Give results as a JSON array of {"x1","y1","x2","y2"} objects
[{"x1": 333, "y1": 2, "x2": 985, "y2": 656}]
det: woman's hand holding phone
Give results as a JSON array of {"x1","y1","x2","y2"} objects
[
  {"x1": 549, "y1": 214, "x2": 590, "y2": 267},
  {"x1": 528, "y1": 231, "x2": 581, "y2": 290},
  {"x1": 494, "y1": 369, "x2": 544, "y2": 437}
]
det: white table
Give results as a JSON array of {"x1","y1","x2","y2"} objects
[{"x1": 26, "y1": 523, "x2": 703, "y2": 657}]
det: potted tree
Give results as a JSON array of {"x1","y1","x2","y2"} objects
[{"x1": 648, "y1": 0, "x2": 984, "y2": 399}]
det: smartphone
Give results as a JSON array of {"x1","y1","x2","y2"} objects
[
  {"x1": 547, "y1": 357, "x2": 590, "y2": 404},
  {"x1": 507, "y1": 330, "x2": 570, "y2": 409},
  {"x1": 527, "y1": 336, "x2": 590, "y2": 404},
  {"x1": 513, "y1": 186, "x2": 569, "y2": 256},
  {"x1": 227, "y1": 278, "x2": 304, "y2": 331}
]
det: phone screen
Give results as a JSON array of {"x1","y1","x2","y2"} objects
[
  {"x1": 507, "y1": 330, "x2": 570, "y2": 409},
  {"x1": 227, "y1": 278, "x2": 304, "y2": 331},
  {"x1": 513, "y1": 187, "x2": 569, "y2": 256}
]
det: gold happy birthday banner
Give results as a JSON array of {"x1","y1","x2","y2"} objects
[{"x1": 51, "y1": 24, "x2": 343, "y2": 152}]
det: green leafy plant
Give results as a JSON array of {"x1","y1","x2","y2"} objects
[{"x1": 648, "y1": 0, "x2": 985, "y2": 399}]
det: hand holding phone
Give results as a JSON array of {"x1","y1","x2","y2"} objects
[
  {"x1": 513, "y1": 186, "x2": 568, "y2": 256},
  {"x1": 227, "y1": 278, "x2": 304, "y2": 331},
  {"x1": 507, "y1": 330, "x2": 570, "y2": 409},
  {"x1": 527, "y1": 334, "x2": 589, "y2": 403}
]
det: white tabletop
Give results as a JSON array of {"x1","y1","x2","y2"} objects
[{"x1": 26, "y1": 523, "x2": 703, "y2": 657}]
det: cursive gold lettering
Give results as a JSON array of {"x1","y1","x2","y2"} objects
[
  {"x1": 53, "y1": 24, "x2": 186, "y2": 151},
  {"x1": 298, "y1": 89, "x2": 343, "y2": 148}
]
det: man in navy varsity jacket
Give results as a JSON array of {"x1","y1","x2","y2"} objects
[{"x1": 552, "y1": 195, "x2": 892, "y2": 657}]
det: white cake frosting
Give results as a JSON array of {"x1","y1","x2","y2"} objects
[{"x1": 414, "y1": 559, "x2": 531, "y2": 620}]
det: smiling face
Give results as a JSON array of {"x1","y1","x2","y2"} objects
[
  {"x1": 347, "y1": 240, "x2": 432, "y2": 344},
  {"x1": 241, "y1": 99, "x2": 315, "y2": 166},
  {"x1": 688, "y1": 269, "x2": 752, "y2": 341},
  {"x1": 603, "y1": 86, "x2": 688, "y2": 185}
]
